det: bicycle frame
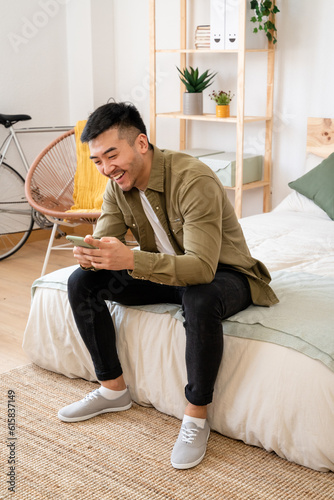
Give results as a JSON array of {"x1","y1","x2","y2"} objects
[
  {"x1": 0, "y1": 119, "x2": 73, "y2": 261},
  {"x1": 0, "y1": 125, "x2": 72, "y2": 174}
]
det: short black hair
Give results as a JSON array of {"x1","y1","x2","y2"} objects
[{"x1": 81, "y1": 101, "x2": 150, "y2": 145}]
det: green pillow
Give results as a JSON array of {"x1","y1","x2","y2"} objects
[{"x1": 288, "y1": 152, "x2": 334, "y2": 220}]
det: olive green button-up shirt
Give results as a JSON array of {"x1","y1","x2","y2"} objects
[{"x1": 93, "y1": 146, "x2": 278, "y2": 307}]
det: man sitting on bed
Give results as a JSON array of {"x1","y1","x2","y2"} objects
[{"x1": 58, "y1": 101, "x2": 278, "y2": 469}]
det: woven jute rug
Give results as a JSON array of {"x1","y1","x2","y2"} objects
[{"x1": 0, "y1": 365, "x2": 333, "y2": 500}]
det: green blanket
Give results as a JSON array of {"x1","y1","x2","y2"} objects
[{"x1": 224, "y1": 271, "x2": 334, "y2": 372}]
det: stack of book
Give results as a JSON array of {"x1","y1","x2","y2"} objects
[{"x1": 195, "y1": 25, "x2": 210, "y2": 49}]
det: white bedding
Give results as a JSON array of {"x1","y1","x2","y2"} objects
[{"x1": 23, "y1": 207, "x2": 334, "y2": 472}]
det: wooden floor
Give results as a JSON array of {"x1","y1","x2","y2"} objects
[{"x1": 0, "y1": 231, "x2": 79, "y2": 374}]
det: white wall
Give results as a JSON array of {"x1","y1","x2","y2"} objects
[
  {"x1": 1, "y1": 0, "x2": 333, "y2": 215},
  {"x1": 0, "y1": 0, "x2": 70, "y2": 174},
  {"x1": 66, "y1": 0, "x2": 94, "y2": 122},
  {"x1": 112, "y1": 0, "x2": 151, "y2": 131},
  {"x1": 0, "y1": 0, "x2": 114, "y2": 173},
  {"x1": 66, "y1": 0, "x2": 115, "y2": 122}
]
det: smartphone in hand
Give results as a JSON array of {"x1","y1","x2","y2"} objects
[{"x1": 66, "y1": 235, "x2": 99, "y2": 249}]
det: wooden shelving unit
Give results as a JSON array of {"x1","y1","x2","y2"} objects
[{"x1": 149, "y1": 0, "x2": 276, "y2": 218}]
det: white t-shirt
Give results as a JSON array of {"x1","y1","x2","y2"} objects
[{"x1": 139, "y1": 190, "x2": 176, "y2": 255}]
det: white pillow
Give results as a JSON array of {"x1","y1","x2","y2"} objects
[
  {"x1": 273, "y1": 191, "x2": 331, "y2": 219},
  {"x1": 304, "y1": 152, "x2": 324, "y2": 173}
]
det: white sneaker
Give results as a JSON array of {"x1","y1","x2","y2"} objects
[{"x1": 171, "y1": 421, "x2": 210, "y2": 469}]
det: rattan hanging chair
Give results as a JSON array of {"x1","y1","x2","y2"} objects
[{"x1": 25, "y1": 129, "x2": 103, "y2": 276}]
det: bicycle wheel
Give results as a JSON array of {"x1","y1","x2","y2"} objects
[{"x1": 0, "y1": 163, "x2": 34, "y2": 260}]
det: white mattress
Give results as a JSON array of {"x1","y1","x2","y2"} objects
[{"x1": 23, "y1": 203, "x2": 334, "y2": 472}]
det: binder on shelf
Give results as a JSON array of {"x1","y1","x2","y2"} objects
[
  {"x1": 210, "y1": 0, "x2": 225, "y2": 49},
  {"x1": 210, "y1": 0, "x2": 267, "y2": 50},
  {"x1": 225, "y1": 2, "x2": 238, "y2": 50}
]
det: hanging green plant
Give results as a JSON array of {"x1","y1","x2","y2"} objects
[{"x1": 250, "y1": 1, "x2": 280, "y2": 44}]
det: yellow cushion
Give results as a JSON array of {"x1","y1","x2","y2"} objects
[{"x1": 67, "y1": 120, "x2": 108, "y2": 213}]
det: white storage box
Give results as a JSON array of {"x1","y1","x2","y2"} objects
[
  {"x1": 179, "y1": 148, "x2": 224, "y2": 159},
  {"x1": 198, "y1": 152, "x2": 263, "y2": 187}
]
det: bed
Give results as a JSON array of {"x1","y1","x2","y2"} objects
[{"x1": 23, "y1": 118, "x2": 334, "y2": 473}]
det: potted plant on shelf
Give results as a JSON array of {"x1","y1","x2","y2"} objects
[
  {"x1": 209, "y1": 90, "x2": 235, "y2": 118},
  {"x1": 176, "y1": 66, "x2": 217, "y2": 115}
]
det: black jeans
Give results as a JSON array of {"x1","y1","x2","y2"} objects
[{"x1": 67, "y1": 266, "x2": 251, "y2": 406}]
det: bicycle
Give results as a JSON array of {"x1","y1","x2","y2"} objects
[{"x1": 0, "y1": 113, "x2": 72, "y2": 260}]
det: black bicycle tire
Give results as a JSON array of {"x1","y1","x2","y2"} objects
[{"x1": 0, "y1": 162, "x2": 34, "y2": 260}]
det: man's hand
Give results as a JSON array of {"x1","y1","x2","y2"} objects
[{"x1": 73, "y1": 235, "x2": 135, "y2": 271}]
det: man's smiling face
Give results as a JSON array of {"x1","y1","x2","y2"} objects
[{"x1": 89, "y1": 127, "x2": 150, "y2": 192}]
